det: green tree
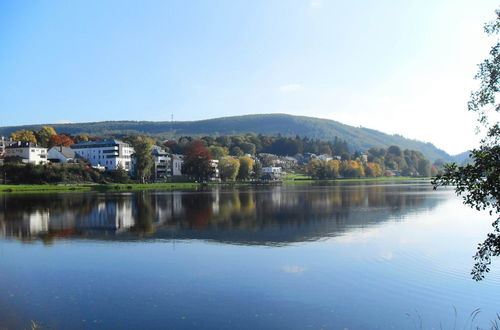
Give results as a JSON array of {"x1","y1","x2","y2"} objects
[
  {"x1": 131, "y1": 136, "x2": 154, "y2": 183},
  {"x1": 209, "y1": 146, "x2": 229, "y2": 160},
  {"x1": 252, "y1": 161, "x2": 263, "y2": 180},
  {"x1": 37, "y1": 126, "x2": 57, "y2": 147},
  {"x1": 432, "y1": 10, "x2": 500, "y2": 280},
  {"x1": 230, "y1": 146, "x2": 244, "y2": 157},
  {"x1": 219, "y1": 156, "x2": 240, "y2": 181},
  {"x1": 237, "y1": 156, "x2": 254, "y2": 180}
]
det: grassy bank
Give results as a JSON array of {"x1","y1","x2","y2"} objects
[
  {"x1": 282, "y1": 175, "x2": 430, "y2": 183},
  {"x1": 0, "y1": 182, "x2": 205, "y2": 194},
  {"x1": 0, "y1": 176, "x2": 430, "y2": 194}
]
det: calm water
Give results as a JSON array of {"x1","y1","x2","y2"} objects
[{"x1": 0, "y1": 182, "x2": 498, "y2": 329}]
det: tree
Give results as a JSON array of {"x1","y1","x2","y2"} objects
[
  {"x1": 230, "y1": 146, "x2": 244, "y2": 157},
  {"x1": 432, "y1": 10, "x2": 500, "y2": 280},
  {"x1": 11, "y1": 129, "x2": 37, "y2": 144},
  {"x1": 49, "y1": 134, "x2": 74, "y2": 148},
  {"x1": 219, "y1": 157, "x2": 240, "y2": 181},
  {"x1": 209, "y1": 146, "x2": 229, "y2": 160},
  {"x1": 182, "y1": 140, "x2": 214, "y2": 182},
  {"x1": 237, "y1": 156, "x2": 254, "y2": 180},
  {"x1": 37, "y1": 126, "x2": 57, "y2": 147},
  {"x1": 131, "y1": 136, "x2": 154, "y2": 183},
  {"x1": 252, "y1": 161, "x2": 263, "y2": 180}
]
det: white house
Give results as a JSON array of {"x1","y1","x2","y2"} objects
[
  {"x1": 47, "y1": 146, "x2": 76, "y2": 163},
  {"x1": 262, "y1": 166, "x2": 282, "y2": 179},
  {"x1": 317, "y1": 154, "x2": 333, "y2": 162},
  {"x1": 171, "y1": 154, "x2": 183, "y2": 176},
  {"x1": 210, "y1": 159, "x2": 220, "y2": 180},
  {"x1": 71, "y1": 139, "x2": 134, "y2": 171},
  {"x1": 4, "y1": 142, "x2": 48, "y2": 165}
]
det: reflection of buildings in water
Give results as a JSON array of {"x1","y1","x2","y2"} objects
[
  {"x1": 0, "y1": 197, "x2": 135, "y2": 238},
  {"x1": 0, "y1": 184, "x2": 445, "y2": 244},
  {"x1": 77, "y1": 199, "x2": 134, "y2": 232},
  {"x1": 0, "y1": 210, "x2": 49, "y2": 238},
  {"x1": 212, "y1": 189, "x2": 220, "y2": 215}
]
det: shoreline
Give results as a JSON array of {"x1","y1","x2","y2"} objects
[{"x1": 0, "y1": 177, "x2": 430, "y2": 194}]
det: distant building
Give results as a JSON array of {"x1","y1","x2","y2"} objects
[
  {"x1": 4, "y1": 142, "x2": 48, "y2": 165},
  {"x1": 262, "y1": 166, "x2": 282, "y2": 180},
  {"x1": 317, "y1": 154, "x2": 333, "y2": 162},
  {"x1": 71, "y1": 139, "x2": 134, "y2": 171},
  {"x1": 0, "y1": 136, "x2": 16, "y2": 156},
  {"x1": 152, "y1": 147, "x2": 170, "y2": 181},
  {"x1": 171, "y1": 154, "x2": 183, "y2": 176},
  {"x1": 47, "y1": 146, "x2": 76, "y2": 163},
  {"x1": 210, "y1": 159, "x2": 220, "y2": 180}
]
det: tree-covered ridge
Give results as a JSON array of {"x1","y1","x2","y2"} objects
[{"x1": 0, "y1": 114, "x2": 458, "y2": 162}]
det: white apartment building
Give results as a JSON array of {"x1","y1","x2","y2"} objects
[
  {"x1": 71, "y1": 139, "x2": 134, "y2": 171},
  {"x1": 152, "y1": 147, "x2": 170, "y2": 181},
  {"x1": 4, "y1": 142, "x2": 48, "y2": 165}
]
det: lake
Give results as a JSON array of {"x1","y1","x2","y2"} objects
[{"x1": 0, "y1": 181, "x2": 498, "y2": 329}]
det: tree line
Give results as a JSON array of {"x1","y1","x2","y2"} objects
[
  {"x1": 306, "y1": 145, "x2": 442, "y2": 179},
  {"x1": 4, "y1": 126, "x2": 441, "y2": 183}
]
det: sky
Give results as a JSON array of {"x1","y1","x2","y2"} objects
[{"x1": 0, "y1": 0, "x2": 498, "y2": 155}]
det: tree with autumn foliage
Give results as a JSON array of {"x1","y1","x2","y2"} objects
[
  {"x1": 49, "y1": 134, "x2": 75, "y2": 148},
  {"x1": 37, "y1": 126, "x2": 57, "y2": 147},
  {"x1": 237, "y1": 156, "x2": 255, "y2": 180},
  {"x1": 364, "y1": 162, "x2": 383, "y2": 177},
  {"x1": 182, "y1": 140, "x2": 214, "y2": 182},
  {"x1": 11, "y1": 129, "x2": 37, "y2": 144}
]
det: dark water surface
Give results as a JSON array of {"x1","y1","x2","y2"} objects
[{"x1": 0, "y1": 181, "x2": 498, "y2": 329}]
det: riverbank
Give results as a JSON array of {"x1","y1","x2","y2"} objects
[{"x1": 0, "y1": 176, "x2": 430, "y2": 194}]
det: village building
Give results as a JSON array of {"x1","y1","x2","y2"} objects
[
  {"x1": 152, "y1": 147, "x2": 170, "y2": 181},
  {"x1": 0, "y1": 136, "x2": 16, "y2": 156},
  {"x1": 210, "y1": 159, "x2": 220, "y2": 181},
  {"x1": 4, "y1": 142, "x2": 48, "y2": 165},
  {"x1": 171, "y1": 154, "x2": 183, "y2": 176},
  {"x1": 262, "y1": 166, "x2": 282, "y2": 180},
  {"x1": 71, "y1": 139, "x2": 134, "y2": 171},
  {"x1": 47, "y1": 146, "x2": 76, "y2": 163}
]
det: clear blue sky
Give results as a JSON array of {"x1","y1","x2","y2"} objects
[{"x1": 0, "y1": 0, "x2": 498, "y2": 154}]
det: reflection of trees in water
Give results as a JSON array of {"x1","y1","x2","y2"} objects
[
  {"x1": 131, "y1": 192, "x2": 155, "y2": 236},
  {"x1": 0, "y1": 183, "x2": 441, "y2": 245}
]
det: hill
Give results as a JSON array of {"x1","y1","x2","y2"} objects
[{"x1": 0, "y1": 114, "x2": 457, "y2": 161}]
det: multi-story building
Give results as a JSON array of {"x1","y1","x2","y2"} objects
[
  {"x1": 152, "y1": 147, "x2": 170, "y2": 181},
  {"x1": 4, "y1": 142, "x2": 48, "y2": 165},
  {"x1": 71, "y1": 139, "x2": 134, "y2": 171},
  {"x1": 171, "y1": 154, "x2": 183, "y2": 176}
]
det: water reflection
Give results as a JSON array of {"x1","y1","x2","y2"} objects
[{"x1": 0, "y1": 182, "x2": 445, "y2": 246}]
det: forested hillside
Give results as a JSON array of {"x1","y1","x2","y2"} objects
[{"x1": 0, "y1": 114, "x2": 458, "y2": 161}]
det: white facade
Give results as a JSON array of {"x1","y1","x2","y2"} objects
[
  {"x1": 172, "y1": 154, "x2": 183, "y2": 176},
  {"x1": 317, "y1": 154, "x2": 333, "y2": 162},
  {"x1": 210, "y1": 159, "x2": 220, "y2": 180},
  {"x1": 263, "y1": 166, "x2": 282, "y2": 175},
  {"x1": 5, "y1": 142, "x2": 48, "y2": 165},
  {"x1": 47, "y1": 146, "x2": 75, "y2": 163},
  {"x1": 71, "y1": 140, "x2": 134, "y2": 171},
  {"x1": 152, "y1": 148, "x2": 171, "y2": 181}
]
